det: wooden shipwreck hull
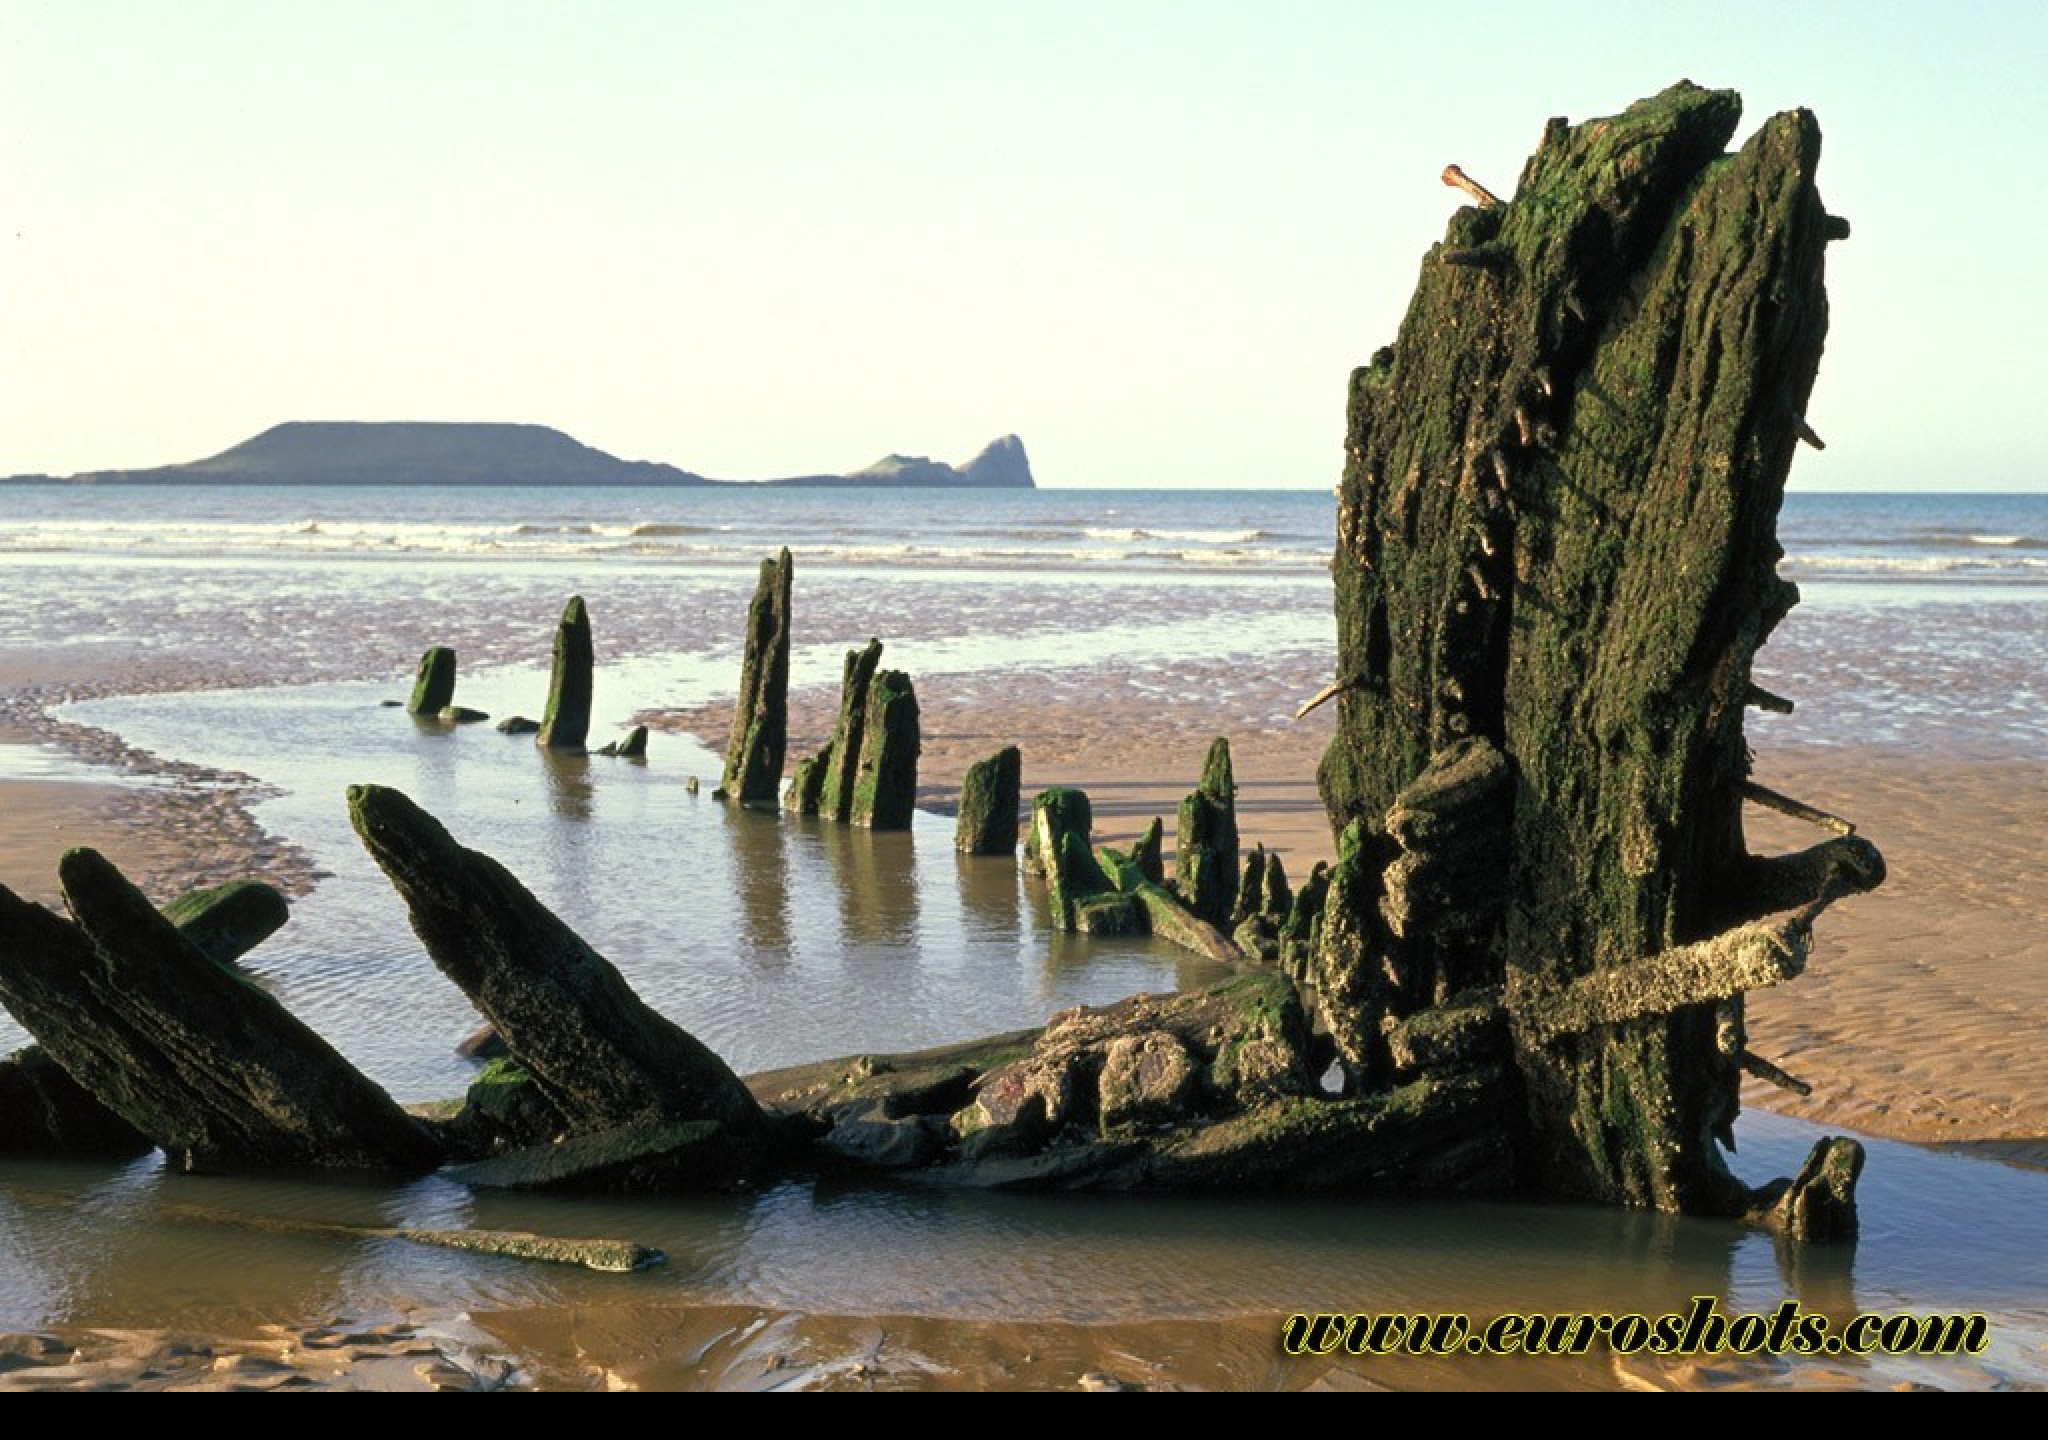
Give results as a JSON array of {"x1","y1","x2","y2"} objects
[{"x1": 0, "y1": 86, "x2": 1879, "y2": 1243}]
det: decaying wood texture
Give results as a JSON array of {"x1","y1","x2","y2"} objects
[{"x1": 1316, "y1": 81, "x2": 1878, "y2": 1222}]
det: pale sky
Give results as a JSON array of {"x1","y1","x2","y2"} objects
[{"x1": 4, "y1": 1, "x2": 2042, "y2": 490}]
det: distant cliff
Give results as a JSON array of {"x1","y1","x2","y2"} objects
[
  {"x1": 769, "y1": 436, "x2": 1036, "y2": 489},
  {"x1": 5, "y1": 422, "x2": 1037, "y2": 489}
]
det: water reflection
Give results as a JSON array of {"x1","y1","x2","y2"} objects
[
  {"x1": 954, "y1": 853, "x2": 1023, "y2": 942},
  {"x1": 538, "y1": 749, "x2": 594, "y2": 823},
  {"x1": 725, "y1": 803, "x2": 792, "y2": 964},
  {"x1": 815, "y1": 822, "x2": 920, "y2": 950}
]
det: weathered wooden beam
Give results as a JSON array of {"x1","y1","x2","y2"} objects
[
  {"x1": 1098, "y1": 847, "x2": 1243, "y2": 968},
  {"x1": 406, "y1": 646, "x2": 457, "y2": 716},
  {"x1": 955, "y1": 746, "x2": 1023, "y2": 856},
  {"x1": 536, "y1": 596, "x2": 594, "y2": 752},
  {"x1": 157, "y1": 879, "x2": 290, "y2": 967},
  {"x1": 0, "y1": 854, "x2": 438, "y2": 1172},
  {"x1": 348, "y1": 785, "x2": 765, "y2": 1146},
  {"x1": 816, "y1": 639, "x2": 883, "y2": 822},
  {"x1": 1515, "y1": 914, "x2": 1813, "y2": 1042},
  {"x1": 1716, "y1": 834, "x2": 1885, "y2": 927},
  {"x1": 850, "y1": 669, "x2": 921, "y2": 830},
  {"x1": 1175, "y1": 738, "x2": 1239, "y2": 927},
  {"x1": 718, "y1": 551, "x2": 793, "y2": 807}
]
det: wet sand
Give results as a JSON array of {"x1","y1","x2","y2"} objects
[{"x1": 0, "y1": 1298, "x2": 2004, "y2": 1392}]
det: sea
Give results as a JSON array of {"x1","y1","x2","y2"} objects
[{"x1": 0, "y1": 484, "x2": 2043, "y2": 1388}]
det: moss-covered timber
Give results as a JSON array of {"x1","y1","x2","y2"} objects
[
  {"x1": 0, "y1": 852, "x2": 439, "y2": 1172},
  {"x1": 816, "y1": 639, "x2": 883, "y2": 822},
  {"x1": 407, "y1": 646, "x2": 457, "y2": 716},
  {"x1": 157, "y1": 879, "x2": 291, "y2": 967},
  {"x1": 348, "y1": 785, "x2": 768, "y2": 1154},
  {"x1": 955, "y1": 745, "x2": 1023, "y2": 855},
  {"x1": 1315, "y1": 82, "x2": 1881, "y2": 1225},
  {"x1": 1174, "y1": 738, "x2": 1239, "y2": 926},
  {"x1": 536, "y1": 596, "x2": 594, "y2": 752},
  {"x1": 849, "y1": 669, "x2": 920, "y2": 830},
  {"x1": 719, "y1": 550, "x2": 794, "y2": 807}
]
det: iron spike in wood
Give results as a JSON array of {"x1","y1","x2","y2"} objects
[
  {"x1": 1515, "y1": 913, "x2": 1814, "y2": 1043},
  {"x1": 1745, "y1": 683, "x2": 1796, "y2": 714},
  {"x1": 1441, "y1": 163, "x2": 1503, "y2": 209},
  {"x1": 1294, "y1": 677, "x2": 1352, "y2": 720},
  {"x1": 1737, "y1": 1049, "x2": 1814, "y2": 1098},
  {"x1": 1738, "y1": 780, "x2": 1856, "y2": 836}
]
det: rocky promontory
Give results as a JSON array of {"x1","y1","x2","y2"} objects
[{"x1": 4, "y1": 422, "x2": 1037, "y2": 489}]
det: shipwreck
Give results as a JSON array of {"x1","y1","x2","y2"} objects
[{"x1": 0, "y1": 84, "x2": 1879, "y2": 1245}]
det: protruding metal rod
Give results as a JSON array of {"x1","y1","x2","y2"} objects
[
  {"x1": 1794, "y1": 415, "x2": 1826, "y2": 450},
  {"x1": 1294, "y1": 677, "x2": 1355, "y2": 721},
  {"x1": 1738, "y1": 780, "x2": 1856, "y2": 837},
  {"x1": 1737, "y1": 1049, "x2": 1814, "y2": 1098},
  {"x1": 1441, "y1": 164, "x2": 1503, "y2": 209},
  {"x1": 1745, "y1": 683, "x2": 1795, "y2": 715}
]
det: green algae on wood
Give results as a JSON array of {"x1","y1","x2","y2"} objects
[
  {"x1": 158, "y1": 879, "x2": 290, "y2": 968},
  {"x1": 0, "y1": 851, "x2": 439, "y2": 1172},
  {"x1": 347, "y1": 784, "x2": 766, "y2": 1152},
  {"x1": 719, "y1": 550, "x2": 793, "y2": 808},
  {"x1": 783, "y1": 743, "x2": 832, "y2": 816},
  {"x1": 955, "y1": 745, "x2": 1022, "y2": 855},
  {"x1": 1132, "y1": 816, "x2": 1166, "y2": 886},
  {"x1": 1175, "y1": 738, "x2": 1239, "y2": 927},
  {"x1": 406, "y1": 646, "x2": 457, "y2": 716},
  {"x1": 598, "y1": 725, "x2": 649, "y2": 759},
  {"x1": 536, "y1": 596, "x2": 594, "y2": 752},
  {"x1": 818, "y1": 639, "x2": 883, "y2": 822},
  {"x1": 849, "y1": 668, "x2": 920, "y2": 830},
  {"x1": 1313, "y1": 81, "x2": 1878, "y2": 1223}
]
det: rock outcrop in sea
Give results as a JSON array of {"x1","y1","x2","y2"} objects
[{"x1": 5, "y1": 422, "x2": 1037, "y2": 490}]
